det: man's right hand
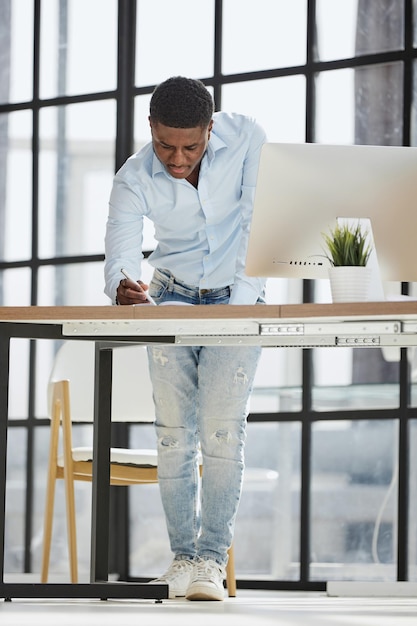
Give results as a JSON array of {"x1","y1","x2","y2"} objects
[{"x1": 116, "y1": 278, "x2": 150, "y2": 305}]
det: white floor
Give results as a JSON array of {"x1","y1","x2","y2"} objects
[{"x1": 1, "y1": 591, "x2": 416, "y2": 626}]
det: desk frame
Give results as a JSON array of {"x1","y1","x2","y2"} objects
[{"x1": 1, "y1": 302, "x2": 417, "y2": 600}]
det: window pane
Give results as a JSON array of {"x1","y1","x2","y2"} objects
[
  {"x1": 135, "y1": 0, "x2": 214, "y2": 87},
  {"x1": 311, "y1": 420, "x2": 398, "y2": 581},
  {"x1": 251, "y1": 349, "x2": 303, "y2": 414},
  {"x1": 4, "y1": 427, "x2": 27, "y2": 573},
  {"x1": 316, "y1": 63, "x2": 403, "y2": 145},
  {"x1": 315, "y1": 0, "x2": 358, "y2": 61},
  {"x1": 134, "y1": 94, "x2": 152, "y2": 147},
  {"x1": 2, "y1": 268, "x2": 31, "y2": 306},
  {"x1": 38, "y1": 262, "x2": 109, "y2": 306},
  {"x1": 34, "y1": 340, "x2": 56, "y2": 418},
  {"x1": 354, "y1": 62, "x2": 403, "y2": 145},
  {"x1": 222, "y1": 0, "x2": 307, "y2": 74},
  {"x1": 40, "y1": 0, "x2": 117, "y2": 98},
  {"x1": 313, "y1": 348, "x2": 400, "y2": 410},
  {"x1": 240, "y1": 422, "x2": 301, "y2": 579},
  {"x1": 316, "y1": 0, "x2": 404, "y2": 61},
  {"x1": 315, "y1": 69, "x2": 355, "y2": 144},
  {"x1": 0, "y1": 0, "x2": 34, "y2": 104},
  {"x1": 312, "y1": 384, "x2": 400, "y2": 412},
  {"x1": 38, "y1": 101, "x2": 115, "y2": 258},
  {"x1": 8, "y1": 338, "x2": 30, "y2": 419},
  {"x1": 222, "y1": 76, "x2": 306, "y2": 143},
  {"x1": 0, "y1": 111, "x2": 32, "y2": 262},
  {"x1": 128, "y1": 467, "x2": 169, "y2": 576},
  {"x1": 31, "y1": 425, "x2": 53, "y2": 573}
]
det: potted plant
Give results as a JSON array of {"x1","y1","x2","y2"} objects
[{"x1": 321, "y1": 221, "x2": 373, "y2": 302}]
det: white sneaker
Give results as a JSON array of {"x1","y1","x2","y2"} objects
[
  {"x1": 185, "y1": 558, "x2": 226, "y2": 601},
  {"x1": 151, "y1": 559, "x2": 195, "y2": 599}
]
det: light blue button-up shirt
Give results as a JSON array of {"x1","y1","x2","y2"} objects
[{"x1": 104, "y1": 111, "x2": 267, "y2": 304}]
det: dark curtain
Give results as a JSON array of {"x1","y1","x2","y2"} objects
[{"x1": 352, "y1": 0, "x2": 403, "y2": 383}]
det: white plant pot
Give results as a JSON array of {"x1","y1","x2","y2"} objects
[{"x1": 329, "y1": 266, "x2": 372, "y2": 303}]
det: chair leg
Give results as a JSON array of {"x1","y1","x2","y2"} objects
[
  {"x1": 60, "y1": 380, "x2": 79, "y2": 583},
  {"x1": 226, "y1": 543, "x2": 236, "y2": 597},
  {"x1": 40, "y1": 394, "x2": 61, "y2": 583}
]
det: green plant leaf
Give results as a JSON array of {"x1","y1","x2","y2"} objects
[{"x1": 321, "y1": 222, "x2": 372, "y2": 267}]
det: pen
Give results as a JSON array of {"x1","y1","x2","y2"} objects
[{"x1": 120, "y1": 268, "x2": 157, "y2": 306}]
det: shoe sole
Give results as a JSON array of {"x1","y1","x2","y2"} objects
[{"x1": 186, "y1": 585, "x2": 225, "y2": 601}]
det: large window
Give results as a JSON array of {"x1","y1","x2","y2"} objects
[{"x1": 1, "y1": 0, "x2": 416, "y2": 589}]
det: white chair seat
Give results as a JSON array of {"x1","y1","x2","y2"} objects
[{"x1": 57, "y1": 447, "x2": 158, "y2": 467}]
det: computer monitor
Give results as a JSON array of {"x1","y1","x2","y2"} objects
[{"x1": 245, "y1": 142, "x2": 417, "y2": 284}]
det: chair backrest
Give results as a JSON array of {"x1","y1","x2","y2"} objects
[{"x1": 48, "y1": 341, "x2": 155, "y2": 423}]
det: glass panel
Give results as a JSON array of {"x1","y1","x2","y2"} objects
[
  {"x1": 4, "y1": 427, "x2": 27, "y2": 573},
  {"x1": 311, "y1": 419, "x2": 398, "y2": 581},
  {"x1": 7, "y1": 338, "x2": 30, "y2": 420},
  {"x1": 316, "y1": 0, "x2": 404, "y2": 61},
  {"x1": 221, "y1": 76, "x2": 306, "y2": 143},
  {"x1": 410, "y1": 419, "x2": 417, "y2": 581},
  {"x1": 30, "y1": 424, "x2": 51, "y2": 574},
  {"x1": 38, "y1": 101, "x2": 115, "y2": 259},
  {"x1": 0, "y1": 111, "x2": 32, "y2": 262},
  {"x1": 313, "y1": 348, "x2": 400, "y2": 411},
  {"x1": 315, "y1": 0, "x2": 359, "y2": 61},
  {"x1": 222, "y1": 0, "x2": 307, "y2": 74},
  {"x1": 251, "y1": 350, "x2": 303, "y2": 414},
  {"x1": 34, "y1": 340, "x2": 55, "y2": 418},
  {"x1": 354, "y1": 62, "x2": 403, "y2": 146},
  {"x1": 128, "y1": 422, "x2": 166, "y2": 577},
  {"x1": 40, "y1": 0, "x2": 117, "y2": 98},
  {"x1": 236, "y1": 422, "x2": 301, "y2": 579},
  {"x1": 129, "y1": 484, "x2": 169, "y2": 578},
  {"x1": 315, "y1": 68, "x2": 355, "y2": 145},
  {"x1": 316, "y1": 63, "x2": 403, "y2": 146},
  {"x1": 135, "y1": 0, "x2": 214, "y2": 87},
  {"x1": 1, "y1": 268, "x2": 31, "y2": 306},
  {"x1": 134, "y1": 94, "x2": 152, "y2": 149},
  {"x1": 0, "y1": 0, "x2": 34, "y2": 104},
  {"x1": 38, "y1": 262, "x2": 109, "y2": 306},
  {"x1": 312, "y1": 384, "x2": 400, "y2": 412}
]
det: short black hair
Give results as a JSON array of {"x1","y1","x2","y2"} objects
[{"x1": 149, "y1": 76, "x2": 214, "y2": 128}]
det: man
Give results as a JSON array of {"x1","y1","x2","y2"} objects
[{"x1": 104, "y1": 76, "x2": 266, "y2": 601}]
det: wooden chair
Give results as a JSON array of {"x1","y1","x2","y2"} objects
[{"x1": 40, "y1": 341, "x2": 236, "y2": 596}]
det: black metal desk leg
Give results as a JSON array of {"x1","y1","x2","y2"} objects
[
  {"x1": 91, "y1": 345, "x2": 113, "y2": 582},
  {"x1": 0, "y1": 334, "x2": 10, "y2": 584}
]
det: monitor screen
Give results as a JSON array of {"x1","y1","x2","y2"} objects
[{"x1": 245, "y1": 142, "x2": 417, "y2": 283}]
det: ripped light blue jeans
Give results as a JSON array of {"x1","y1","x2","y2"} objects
[{"x1": 147, "y1": 268, "x2": 262, "y2": 566}]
